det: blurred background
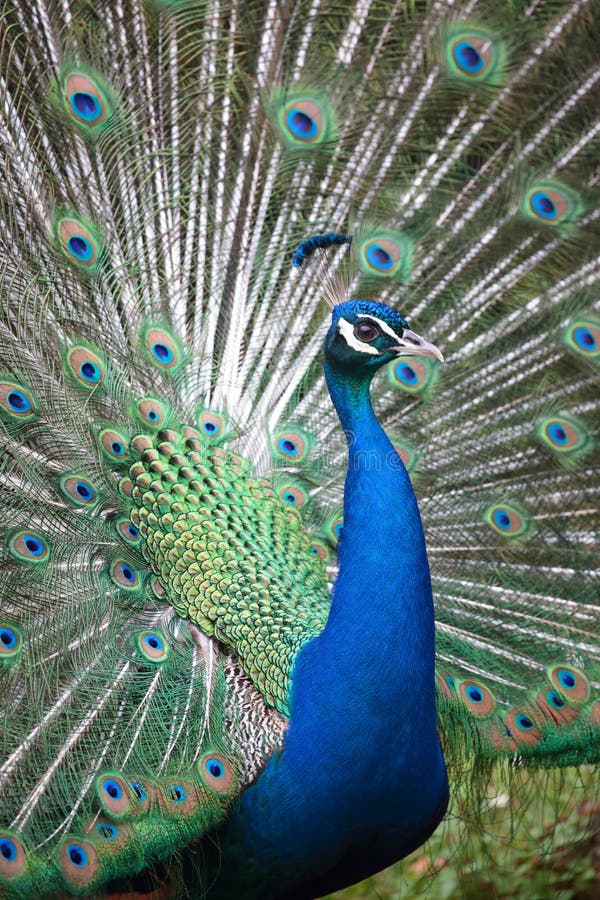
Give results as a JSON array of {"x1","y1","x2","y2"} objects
[{"x1": 326, "y1": 766, "x2": 599, "y2": 899}]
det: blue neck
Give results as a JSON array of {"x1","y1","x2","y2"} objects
[{"x1": 209, "y1": 359, "x2": 447, "y2": 898}]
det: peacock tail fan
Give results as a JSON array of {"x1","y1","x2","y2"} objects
[{"x1": 0, "y1": 0, "x2": 598, "y2": 897}]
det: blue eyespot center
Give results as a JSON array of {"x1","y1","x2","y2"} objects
[
  {"x1": 102, "y1": 778, "x2": 123, "y2": 799},
  {"x1": 548, "y1": 690, "x2": 565, "y2": 708},
  {"x1": 573, "y1": 326, "x2": 595, "y2": 350},
  {"x1": 203, "y1": 421, "x2": 218, "y2": 433},
  {"x1": 71, "y1": 92, "x2": 101, "y2": 120},
  {"x1": 152, "y1": 343, "x2": 173, "y2": 362},
  {"x1": 7, "y1": 390, "x2": 30, "y2": 412},
  {"x1": 279, "y1": 439, "x2": 297, "y2": 456},
  {"x1": 531, "y1": 191, "x2": 557, "y2": 219},
  {"x1": 80, "y1": 361, "x2": 101, "y2": 382},
  {"x1": 148, "y1": 409, "x2": 158, "y2": 420},
  {"x1": 454, "y1": 41, "x2": 483, "y2": 73},
  {"x1": 120, "y1": 565, "x2": 135, "y2": 583},
  {"x1": 67, "y1": 235, "x2": 93, "y2": 261},
  {"x1": 144, "y1": 634, "x2": 163, "y2": 650},
  {"x1": 97, "y1": 822, "x2": 118, "y2": 840},
  {"x1": 558, "y1": 669, "x2": 576, "y2": 689},
  {"x1": 111, "y1": 441, "x2": 125, "y2": 456},
  {"x1": 492, "y1": 509, "x2": 511, "y2": 529},
  {"x1": 127, "y1": 525, "x2": 139, "y2": 539},
  {"x1": 466, "y1": 686, "x2": 483, "y2": 703},
  {"x1": 206, "y1": 759, "x2": 225, "y2": 778},
  {"x1": 0, "y1": 628, "x2": 17, "y2": 649},
  {"x1": 130, "y1": 781, "x2": 146, "y2": 801},
  {"x1": 547, "y1": 422, "x2": 567, "y2": 444},
  {"x1": 516, "y1": 714, "x2": 533, "y2": 730},
  {"x1": 398, "y1": 364, "x2": 417, "y2": 384},
  {"x1": 286, "y1": 109, "x2": 317, "y2": 139},
  {"x1": 24, "y1": 535, "x2": 44, "y2": 555},
  {"x1": 283, "y1": 492, "x2": 296, "y2": 504},
  {"x1": 366, "y1": 245, "x2": 393, "y2": 270},
  {"x1": 0, "y1": 838, "x2": 17, "y2": 861},
  {"x1": 167, "y1": 784, "x2": 186, "y2": 802},
  {"x1": 76, "y1": 481, "x2": 93, "y2": 499},
  {"x1": 67, "y1": 844, "x2": 88, "y2": 867}
]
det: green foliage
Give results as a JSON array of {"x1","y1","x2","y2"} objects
[{"x1": 328, "y1": 767, "x2": 599, "y2": 899}]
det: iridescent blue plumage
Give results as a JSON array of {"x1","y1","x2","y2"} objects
[{"x1": 206, "y1": 301, "x2": 448, "y2": 897}]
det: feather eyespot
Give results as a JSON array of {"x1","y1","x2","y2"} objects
[
  {"x1": 130, "y1": 781, "x2": 147, "y2": 803},
  {"x1": 136, "y1": 397, "x2": 168, "y2": 428},
  {"x1": 198, "y1": 411, "x2": 226, "y2": 439},
  {"x1": 272, "y1": 427, "x2": 312, "y2": 462},
  {"x1": 546, "y1": 689, "x2": 565, "y2": 709},
  {"x1": 308, "y1": 541, "x2": 329, "y2": 562},
  {"x1": 58, "y1": 838, "x2": 99, "y2": 886},
  {"x1": 451, "y1": 39, "x2": 490, "y2": 76},
  {"x1": 279, "y1": 97, "x2": 332, "y2": 147},
  {"x1": 109, "y1": 560, "x2": 140, "y2": 591},
  {"x1": 199, "y1": 752, "x2": 237, "y2": 794},
  {"x1": 537, "y1": 414, "x2": 590, "y2": 456},
  {"x1": 523, "y1": 181, "x2": 583, "y2": 227},
  {"x1": 99, "y1": 428, "x2": 130, "y2": 462},
  {"x1": 547, "y1": 665, "x2": 589, "y2": 703},
  {"x1": 166, "y1": 783, "x2": 186, "y2": 803},
  {"x1": 391, "y1": 439, "x2": 417, "y2": 472},
  {"x1": 59, "y1": 475, "x2": 99, "y2": 507},
  {"x1": 158, "y1": 779, "x2": 199, "y2": 817},
  {"x1": 95, "y1": 821, "x2": 119, "y2": 841},
  {"x1": 563, "y1": 319, "x2": 599, "y2": 359},
  {"x1": 273, "y1": 477, "x2": 311, "y2": 510},
  {"x1": 143, "y1": 328, "x2": 182, "y2": 372},
  {"x1": 116, "y1": 518, "x2": 141, "y2": 545},
  {"x1": 357, "y1": 232, "x2": 413, "y2": 280},
  {"x1": 95, "y1": 774, "x2": 134, "y2": 819},
  {"x1": 102, "y1": 779, "x2": 124, "y2": 801},
  {"x1": 8, "y1": 531, "x2": 49, "y2": 563},
  {"x1": 57, "y1": 218, "x2": 102, "y2": 270},
  {"x1": 0, "y1": 382, "x2": 37, "y2": 420},
  {"x1": 535, "y1": 689, "x2": 579, "y2": 725},
  {"x1": 0, "y1": 832, "x2": 25, "y2": 878},
  {"x1": 0, "y1": 625, "x2": 22, "y2": 659},
  {"x1": 388, "y1": 358, "x2": 437, "y2": 393},
  {"x1": 324, "y1": 513, "x2": 344, "y2": 545},
  {"x1": 484, "y1": 503, "x2": 530, "y2": 538},
  {"x1": 61, "y1": 69, "x2": 114, "y2": 131},
  {"x1": 504, "y1": 709, "x2": 542, "y2": 745},
  {"x1": 66, "y1": 347, "x2": 106, "y2": 388},
  {"x1": 458, "y1": 680, "x2": 495, "y2": 717},
  {"x1": 136, "y1": 630, "x2": 169, "y2": 662},
  {"x1": 445, "y1": 27, "x2": 505, "y2": 84},
  {"x1": 280, "y1": 487, "x2": 308, "y2": 508},
  {"x1": 435, "y1": 672, "x2": 455, "y2": 699}
]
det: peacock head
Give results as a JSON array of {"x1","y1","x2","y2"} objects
[{"x1": 326, "y1": 300, "x2": 443, "y2": 373}]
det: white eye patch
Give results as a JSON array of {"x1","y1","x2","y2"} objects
[
  {"x1": 356, "y1": 313, "x2": 402, "y2": 341},
  {"x1": 337, "y1": 318, "x2": 379, "y2": 354},
  {"x1": 337, "y1": 316, "x2": 393, "y2": 355}
]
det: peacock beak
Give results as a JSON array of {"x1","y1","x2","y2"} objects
[{"x1": 394, "y1": 328, "x2": 444, "y2": 362}]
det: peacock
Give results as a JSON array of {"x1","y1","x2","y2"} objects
[{"x1": 0, "y1": 0, "x2": 598, "y2": 897}]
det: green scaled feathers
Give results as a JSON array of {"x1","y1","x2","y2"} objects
[{"x1": 128, "y1": 429, "x2": 329, "y2": 713}]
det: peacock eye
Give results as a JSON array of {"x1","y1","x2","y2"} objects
[{"x1": 354, "y1": 321, "x2": 381, "y2": 342}]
